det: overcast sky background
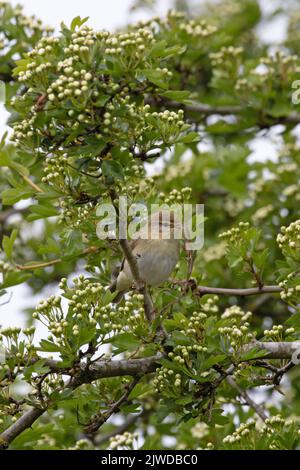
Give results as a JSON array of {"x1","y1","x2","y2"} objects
[{"x1": 0, "y1": 0, "x2": 292, "y2": 334}]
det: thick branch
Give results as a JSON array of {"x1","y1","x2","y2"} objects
[
  {"x1": 196, "y1": 285, "x2": 282, "y2": 297},
  {"x1": 172, "y1": 280, "x2": 282, "y2": 297},
  {"x1": 95, "y1": 412, "x2": 142, "y2": 446},
  {"x1": 73, "y1": 354, "x2": 163, "y2": 385}
]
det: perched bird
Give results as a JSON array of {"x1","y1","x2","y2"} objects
[{"x1": 110, "y1": 210, "x2": 182, "y2": 303}]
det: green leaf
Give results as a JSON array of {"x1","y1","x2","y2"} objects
[
  {"x1": 102, "y1": 160, "x2": 124, "y2": 181},
  {"x1": 267, "y1": 100, "x2": 291, "y2": 118},
  {"x1": 177, "y1": 131, "x2": 200, "y2": 144},
  {"x1": 149, "y1": 41, "x2": 186, "y2": 59},
  {"x1": 129, "y1": 382, "x2": 151, "y2": 399},
  {"x1": 0, "y1": 148, "x2": 10, "y2": 166},
  {"x1": 10, "y1": 160, "x2": 30, "y2": 176},
  {"x1": 285, "y1": 312, "x2": 300, "y2": 327},
  {"x1": 70, "y1": 16, "x2": 89, "y2": 32},
  {"x1": 160, "y1": 90, "x2": 191, "y2": 102},
  {"x1": 201, "y1": 354, "x2": 227, "y2": 371},
  {"x1": 1, "y1": 271, "x2": 32, "y2": 288},
  {"x1": 170, "y1": 330, "x2": 193, "y2": 346},
  {"x1": 142, "y1": 69, "x2": 169, "y2": 90},
  {"x1": 39, "y1": 340, "x2": 61, "y2": 353},
  {"x1": 239, "y1": 346, "x2": 268, "y2": 361},
  {"x1": 110, "y1": 332, "x2": 140, "y2": 353},
  {"x1": 0, "y1": 132, "x2": 8, "y2": 150},
  {"x1": 208, "y1": 408, "x2": 229, "y2": 425},
  {"x1": 77, "y1": 327, "x2": 96, "y2": 347},
  {"x1": 252, "y1": 248, "x2": 269, "y2": 274},
  {"x1": 23, "y1": 360, "x2": 51, "y2": 381}
]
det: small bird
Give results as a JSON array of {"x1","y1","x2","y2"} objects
[{"x1": 110, "y1": 210, "x2": 182, "y2": 303}]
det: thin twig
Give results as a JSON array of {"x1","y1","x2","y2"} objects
[
  {"x1": 16, "y1": 246, "x2": 100, "y2": 271},
  {"x1": 20, "y1": 174, "x2": 44, "y2": 193},
  {"x1": 84, "y1": 376, "x2": 141, "y2": 436}
]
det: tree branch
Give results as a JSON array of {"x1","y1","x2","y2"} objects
[
  {"x1": 19, "y1": 174, "x2": 44, "y2": 193},
  {"x1": 0, "y1": 354, "x2": 161, "y2": 449},
  {"x1": 84, "y1": 376, "x2": 141, "y2": 436},
  {"x1": 196, "y1": 285, "x2": 282, "y2": 297},
  {"x1": 165, "y1": 99, "x2": 300, "y2": 125},
  {"x1": 172, "y1": 279, "x2": 282, "y2": 297},
  {"x1": 72, "y1": 354, "x2": 163, "y2": 385},
  {"x1": 0, "y1": 407, "x2": 44, "y2": 449},
  {"x1": 226, "y1": 376, "x2": 268, "y2": 422}
]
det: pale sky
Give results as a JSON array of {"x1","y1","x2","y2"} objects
[{"x1": 9, "y1": 0, "x2": 171, "y2": 30}]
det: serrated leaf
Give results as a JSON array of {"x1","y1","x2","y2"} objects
[
  {"x1": 142, "y1": 69, "x2": 169, "y2": 90},
  {"x1": 161, "y1": 90, "x2": 191, "y2": 102},
  {"x1": 177, "y1": 131, "x2": 200, "y2": 144},
  {"x1": 70, "y1": 16, "x2": 89, "y2": 32},
  {"x1": 39, "y1": 339, "x2": 61, "y2": 353},
  {"x1": 1, "y1": 187, "x2": 33, "y2": 205},
  {"x1": 1, "y1": 271, "x2": 32, "y2": 288},
  {"x1": 110, "y1": 332, "x2": 140, "y2": 353},
  {"x1": 102, "y1": 160, "x2": 124, "y2": 181}
]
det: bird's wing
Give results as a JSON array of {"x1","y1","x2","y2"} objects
[{"x1": 118, "y1": 238, "x2": 140, "y2": 272}]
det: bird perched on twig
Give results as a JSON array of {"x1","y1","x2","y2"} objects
[{"x1": 110, "y1": 210, "x2": 182, "y2": 303}]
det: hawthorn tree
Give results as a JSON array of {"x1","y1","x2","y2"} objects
[{"x1": 1, "y1": 0, "x2": 300, "y2": 450}]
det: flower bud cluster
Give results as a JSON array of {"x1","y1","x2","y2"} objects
[
  {"x1": 277, "y1": 220, "x2": 300, "y2": 261},
  {"x1": 158, "y1": 187, "x2": 192, "y2": 204},
  {"x1": 223, "y1": 419, "x2": 255, "y2": 444},
  {"x1": 219, "y1": 221, "x2": 250, "y2": 244},
  {"x1": 218, "y1": 306, "x2": 254, "y2": 351}
]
